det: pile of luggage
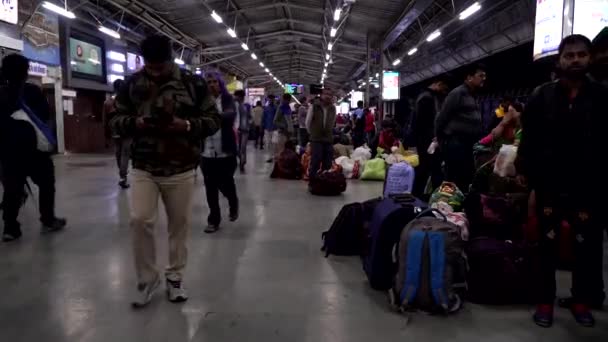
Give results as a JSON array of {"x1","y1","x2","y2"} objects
[{"x1": 321, "y1": 155, "x2": 541, "y2": 317}]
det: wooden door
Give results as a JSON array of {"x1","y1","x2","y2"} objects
[{"x1": 64, "y1": 90, "x2": 108, "y2": 153}]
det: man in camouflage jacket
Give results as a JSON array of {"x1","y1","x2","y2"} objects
[{"x1": 111, "y1": 35, "x2": 220, "y2": 307}]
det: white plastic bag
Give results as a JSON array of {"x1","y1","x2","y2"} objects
[
  {"x1": 493, "y1": 144, "x2": 518, "y2": 177},
  {"x1": 271, "y1": 130, "x2": 280, "y2": 144},
  {"x1": 351, "y1": 146, "x2": 372, "y2": 162},
  {"x1": 335, "y1": 156, "x2": 356, "y2": 179}
]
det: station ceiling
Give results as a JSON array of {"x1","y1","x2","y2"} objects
[{"x1": 69, "y1": 0, "x2": 534, "y2": 91}]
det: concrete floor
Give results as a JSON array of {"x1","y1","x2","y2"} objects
[{"x1": 0, "y1": 148, "x2": 607, "y2": 342}]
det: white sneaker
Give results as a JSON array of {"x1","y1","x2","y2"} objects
[
  {"x1": 166, "y1": 278, "x2": 188, "y2": 303},
  {"x1": 131, "y1": 276, "x2": 160, "y2": 308}
]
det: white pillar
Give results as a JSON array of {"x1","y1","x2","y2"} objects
[{"x1": 50, "y1": 67, "x2": 65, "y2": 154}]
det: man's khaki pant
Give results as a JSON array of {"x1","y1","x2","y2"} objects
[{"x1": 130, "y1": 169, "x2": 195, "y2": 284}]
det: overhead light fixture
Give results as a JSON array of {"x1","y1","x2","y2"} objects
[
  {"x1": 241, "y1": 43, "x2": 249, "y2": 51},
  {"x1": 110, "y1": 63, "x2": 125, "y2": 74},
  {"x1": 328, "y1": 43, "x2": 333, "y2": 51},
  {"x1": 407, "y1": 47, "x2": 418, "y2": 56},
  {"x1": 107, "y1": 51, "x2": 126, "y2": 62},
  {"x1": 195, "y1": 68, "x2": 202, "y2": 75},
  {"x1": 99, "y1": 26, "x2": 121, "y2": 39},
  {"x1": 375, "y1": 73, "x2": 379, "y2": 77},
  {"x1": 326, "y1": 53, "x2": 330, "y2": 60},
  {"x1": 392, "y1": 59, "x2": 401, "y2": 66},
  {"x1": 259, "y1": 62, "x2": 264, "y2": 67},
  {"x1": 334, "y1": 8, "x2": 342, "y2": 21},
  {"x1": 211, "y1": 10, "x2": 223, "y2": 23},
  {"x1": 265, "y1": 68, "x2": 270, "y2": 72},
  {"x1": 459, "y1": 2, "x2": 481, "y2": 20},
  {"x1": 361, "y1": 82, "x2": 366, "y2": 86},
  {"x1": 330, "y1": 27, "x2": 337, "y2": 37},
  {"x1": 174, "y1": 58, "x2": 185, "y2": 65},
  {"x1": 269, "y1": 73, "x2": 273, "y2": 77},
  {"x1": 251, "y1": 53, "x2": 257, "y2": 60},
  {"x1": 227, "y1": 28, "x2": 237, "y2": 38},
  {"x1": 426, "y1": 30, "x2": 441, "y2": 42},
  {"x1": 324, "y1": 62, "x2": 328, "y2": 67},
  {"x1": 42, "y1": 1, "x2": 76, "y2": 19},
  {"x1": 323, "y1": 68, "x2": 327, "y2": 73}
]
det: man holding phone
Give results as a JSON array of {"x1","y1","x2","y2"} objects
[{"x1": 111, "y1": 35, "x2": 220, "y2": 307}]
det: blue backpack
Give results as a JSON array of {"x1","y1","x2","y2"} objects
[
  {"x1": 384, "y1": 162, "x2": 415, "y2": 197},
  {"x1": 389, "y1": 209, "x2": 464, "y2": 314}
]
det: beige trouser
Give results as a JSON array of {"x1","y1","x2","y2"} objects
[{"x1": 130, "y1": 168, "x2": 195, "y2": 284}]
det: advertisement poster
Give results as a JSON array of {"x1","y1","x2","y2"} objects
[
  {"x1": 573, "y1": 0, "x2": 608, "y2": 40},
  {"x1": 0, "y1": 0, "x2": 17, "y2": 24},
  {"x1": 533, "y1": 0, "x2": 564, "y2": 60},
  {"x1": 284, "y1": 83, "x2": 304, "y2": 95},
  {"x1": 382, "y1": 71, "x2": 400, "y2": 101},
  {"x1": 70, "y1": 37, "x2": 103, "y2": 77},
  {"x1": 127, "y1": 52, "x2": 144, "y2": 72},
  {"x1": 21, "y1": 6, "x2": 60, "y2": 66}
]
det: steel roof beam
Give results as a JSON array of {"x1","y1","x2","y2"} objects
[{"x1": 382, "y1": 0, "x2": 434, "y2": 50}]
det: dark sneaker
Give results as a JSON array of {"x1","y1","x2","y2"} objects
[
  {"x1": 229, "y1": 208, "x2": 239, "y2": 222},
  {"x1": 266, "y1": 158, "x2": 273, "y2": 163},
  {"x1": 204, "y1": 224, "x2": 220, "y2": 233},
  {"x1": 166, "y1": 278, "x2": 188, "y2": 303},
  {"x1": 2, "y1": 229, "x2": 22, "y2": 242},
  {"x1": 131, "y1": 276, "x2": 161, "y2": 308},
  {"x1": 41, "y1": 217, "x2": 67, "y2": 234},
  {"x1": 119, "y1": 179, "x2": 130, "y2": 189},
  {"x1": 533, "y1": 304, "x2": 554, "y2": 328},
  {"x1": 571, "y1": 304, "x2": 595, "y2": 327},
  {"x1": 559, "y1": 297, "x2": 604, "y2": 311}
]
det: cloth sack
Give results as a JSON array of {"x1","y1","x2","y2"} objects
[{"x1": 360, "y1": 158, "x2": 386, "y2": 181}]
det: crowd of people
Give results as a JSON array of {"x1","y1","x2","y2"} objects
[{"x1": 0, "y1": 30, "x2": 607, "y2": 327}]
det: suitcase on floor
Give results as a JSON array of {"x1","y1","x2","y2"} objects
[
  {"x1": 362, "y1": 195, "x2": 426, "y2": 290},
  {"x1": 465, "y1": 237, "x2": 538, "y2": 305}
]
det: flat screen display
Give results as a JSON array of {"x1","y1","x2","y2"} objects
[
  {"x1": 573, "y1": 0, "x2": 608, "y2": 40},
  {"x1": 350, "y1": 91, "x2": 363, "y2": 108},
  {"x1": 533, "y1": 0, "x2": 564, "y2": 60},
  {"x1": 127, "y1": 52, "x2": 144, "y2": 72},
  {"x1": 69, "y1": 36, "x2": 105, "y2": 81},
  {"x1": 309, "y1": 84, "x2": 323, "y2": 95},
  {"x1": 284, "y1": 83, "x2": 304, "y2": 95},
  {"x1": 382, "y1": 71, "x2": 400, "y2": 101}
]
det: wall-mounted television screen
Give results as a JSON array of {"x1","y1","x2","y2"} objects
[
  {"x1": 69, "y1": 32, "x2": 105, "y2": 82},
  {"x1": 284, "y1": 83, "x2": 304, "y2": 95},
  {"x1": 127, "y1": 52, "x2": 144, "y2": 73}
]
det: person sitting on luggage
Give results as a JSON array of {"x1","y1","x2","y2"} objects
[
  {"x1": 270, "y1": 140, "x2": 302, "y2": 180},
  {"x1": 479, "y1": 102, "x2": 523, "y2": 147},
  {"x1": 517, "y1": 34, "x2": 608, "y2": 328}
]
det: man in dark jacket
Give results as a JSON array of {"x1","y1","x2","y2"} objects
[
  {"x1": 305, "y1": 87, "x2": 336, "y2": 182},
  {"x1": 435, "y1": 64, "x2": 486, "y2": 192},
  {"x1": 111, "y1": 35, "x2": 220, "y2": 306},
  {"x1": 0, "y1": 54, "x2": 66, "y2": 242},
  {"x1": 412, "y1": 77, "x2": 448, "y2": 198},
  {"x1": 517, "y1": 34, "x2": 608, "y2": 328}
]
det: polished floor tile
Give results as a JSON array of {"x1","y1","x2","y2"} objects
[{"x1": 0, "y1": 149, "x2": 606, "y2": 341}]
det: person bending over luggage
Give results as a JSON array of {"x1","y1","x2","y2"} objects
[
  {"x1": 305, "y1": 87, "x2": 336, "y2": 182},
  {"x1": 478, "y1": 102, "x2": 523, "y2": 147},
  {"x1": 517, "y1": 34, "x2": 608, "y2": 328}
]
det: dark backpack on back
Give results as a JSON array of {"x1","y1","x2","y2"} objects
[
  {"x1": 321, "y1": 198, "x2": 381, "y2": 257},
  {"x1": 362, "y1": 195, "x2": 426, "y2": 291}
]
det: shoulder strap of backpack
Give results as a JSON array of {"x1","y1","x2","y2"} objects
[
  {"x1": 428, "y1": 231, "x2": 448, "y2": 311},
  {"x1": 400, "y1": 230, "x2": 426, "y2": 306}
]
